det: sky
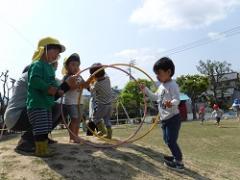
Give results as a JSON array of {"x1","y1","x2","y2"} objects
[{"x1": 0, "y1": 0, "x2": 240, "y2": 89}]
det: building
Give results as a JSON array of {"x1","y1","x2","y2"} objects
[{"x1": 207, "y1": 72, "x2": 240, "y2": 106}]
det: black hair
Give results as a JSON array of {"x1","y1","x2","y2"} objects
[
  {"x1": 65, "y1": 53, "x2": 80, "y2": 66},
  {"x1": 89, "y1": 63, "x2": 105, "y2": 78},
  {"x1": 46, "y1": 44, "x2": 62, "y2": 51},
  {"x1": 153, "y1": 57, "x2": 175, "y2": 77}
]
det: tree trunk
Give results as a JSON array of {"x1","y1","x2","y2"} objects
[{"x1": 192, "y1": 99, "x2": 197, "y2": 120}]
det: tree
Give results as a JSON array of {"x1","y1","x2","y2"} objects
[
  {"x1": 176, "y1": 75, "x2": 209, "y2": 120},
  {"x1": 0, "y1": 70, "x2": 15, "y2": 132},
  {"x1": 120, "y1": 79, "x2": 153, "y2": 118},
  {"x1": 196, "y1": 60, "x2": 232, "y2": 103}
]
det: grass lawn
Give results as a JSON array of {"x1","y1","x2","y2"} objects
[{"x1": 113, "y1": 119, "x2": 240, "y2": 179}]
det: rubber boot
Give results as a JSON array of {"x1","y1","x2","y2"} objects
[
  {"x1": 96, "y1": 121, "x2": 106, "y2": 136},
  {"x1": 104, "y1": 127, "x2": 112, "y2": 139},
  {"x1": 35, "y1": 140, "x2": 53, "y2": 157}
]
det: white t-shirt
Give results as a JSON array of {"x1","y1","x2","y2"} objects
[
  {"x1": 144, "y1": 80, "x2": 180, "y2": 121},
  {"x1": 62, "y1": 76, "x2": 84, "y2": 105}
]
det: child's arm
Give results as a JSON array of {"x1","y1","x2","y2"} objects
[
  {"x1": 169, "y1": 83, "x2": 180, "y2": 107},
  {"x1": 140, "y1": 84, "x2": 158, "y2": 101},
  {"x1": 164, "y1": 82, "x2": 180, "y2": 108}
]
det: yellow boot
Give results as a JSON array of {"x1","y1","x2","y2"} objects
[
  {"x1": 96, "y1": 121, "x2": 106, "y2": 136},
  {"x1": 35, "y1": 140, "x2": 53, "y2": 158}
]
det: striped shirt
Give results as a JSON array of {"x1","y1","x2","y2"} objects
[{"x1": 92, "y1": 76, "x2": 113, "y2": 105}]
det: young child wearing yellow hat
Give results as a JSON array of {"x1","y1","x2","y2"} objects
[{"x1": 27, "y1": 37, "x2": 65, "y2": 157}]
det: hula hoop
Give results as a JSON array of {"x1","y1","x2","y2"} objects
[
  {"x1": 60, "y1": 63, "x2": 159, "y2": 148},
  {"x1": 60, "y1": 64, "x2": 148, "y2": 147}
]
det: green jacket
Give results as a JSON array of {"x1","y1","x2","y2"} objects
[{"x1": 26, "y1": 60, "x2": 57, "y2": 110}]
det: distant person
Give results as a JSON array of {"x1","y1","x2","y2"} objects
[
  {"x1": 232, "y1": 98, "x2": 240, "y2": 121},
  {"x1": 140, "y1": 57, "x2": 184, "y2": 171},
  {"x1": 198, "y1": 105, "x2": 205, "y2": 124},
  {"x1": 211, "y1": 104, "x2": 224, "y2": 127}
]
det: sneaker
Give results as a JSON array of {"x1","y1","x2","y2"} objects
[
  {"x1": 175, "y1": 161, "x2": 185, "y2": 171},
  {"x1": 15, "y1": 139, "x2": 35, "y2": 155},
  {"x1": 164, "y1": 160, "x2": 176, "y2": 169},
  {"x1": 163, "y1": 155, "x2": 174, "y2": 163},
  {"x1": 164, "y1": 160, "x2": 185, "y2": 172}
]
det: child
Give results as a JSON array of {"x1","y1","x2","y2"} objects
[
  {"x1": 211, "y1": 104, "x2": 224, "y2": 127},
  {"x1": 141, "y1": 57, "x2": 184, "y2": 171},
  {"x1": 198, "y1": 105, "x2": 205, "y2": 125},
  {"x1": 27, "y1": 37, "x2": 65, "y2": 157},
  {"x1": 89, "y1": 63, "x2": 113, "y2": 139},
  {"x1": 62, "y1": 53, "x2": 85, "y2": 143},
  {"x1": 232, "y1": 99, "x2": 240, "y2": 121}
]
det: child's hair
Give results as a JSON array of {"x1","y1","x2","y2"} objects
[
  {"x1": 62, "y1": 53, "x2": 80, "y2": 75},
  {"x1": 64, "y1": 53, "x2": 80, "y2": 67},
  {"x1": 89, "y1": 63, "x2": 105, "y2": 78},
  {"x1": 153, "y1": 57, "x2": 175, "y2": 77},
  {"x1": 45, "y1": 44, "x2": 62, "y2": 52}
]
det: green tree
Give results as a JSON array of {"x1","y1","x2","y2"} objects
[
  {"x1": 120, "y1": 79, "x2": 153, "y2": 118},
  {"x1": 196, "y1": 60, "x2": 232, "y2": 103},
  {"x1": 176, "y1": 75, "x2": 209, "y2": 120}
]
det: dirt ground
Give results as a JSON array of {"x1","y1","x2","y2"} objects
[{"x1": 0, "y1": 133, "x2": 211, "y2": 180}]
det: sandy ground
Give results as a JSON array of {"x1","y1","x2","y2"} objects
[{"x1": 0, "y1": 134, "x2": 210, "y2": 180}]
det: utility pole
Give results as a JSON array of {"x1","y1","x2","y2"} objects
[{"x1": 128, "y1": 59, "x2": 136, "y2": 81}]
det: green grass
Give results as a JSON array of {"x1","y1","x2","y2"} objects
[{"x1": 113, "y1": 119, "x2": 240, "y2": 178}]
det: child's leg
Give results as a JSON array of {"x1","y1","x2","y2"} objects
[
  {"x1": 93, "y1": 105, "x2": 106, "y2": 136},
  {"x1": 162, "y1": 115, "x2": 183, "y2": 163},
  {"x1": 27, "y1": 109, "x2": 53, "y2": 157},
  {"x1": 67, "y1": 105, "x2": 81, "y2": 143},
  {"x1": 103, "y1": 105, "x2": 113, "y2": 139},
  {"x1": 217, "y1": 117, "x2": 221, "y2": 126},
  {"x1": 216, "y1": 117, "x2": 220, "y2": 126}
]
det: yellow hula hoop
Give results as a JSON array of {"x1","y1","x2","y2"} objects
[
  {"x1": 76, "y1": 63, "x2": 160, "y2": 145},
  {"x1": 77, "y1": 64, "x2": 149, "y2": 144}
]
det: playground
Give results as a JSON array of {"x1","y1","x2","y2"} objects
[{"x1": 1, "y1": 119, "x2": 240, "y2": 180}]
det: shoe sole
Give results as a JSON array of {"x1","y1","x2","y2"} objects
[
  {"x1": 14, "y1": 148, "x2": 35, "y2": 156},
  {"x1": 164, "y1": 162, "x2": 185, "y2": 172}
]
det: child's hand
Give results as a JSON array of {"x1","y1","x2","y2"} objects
[
  {"x1": 48, "y1": 86, "x2": 57, "y2": 96},
  {"x1": 66, "y1": 75, "x2": 78, "y2": 89},
  {"x1": 164, "y1": 100, "x2": 173, "y2": 108},
  {"x1": 79, "y1": 82, "x2": 89, "y2": 89}
]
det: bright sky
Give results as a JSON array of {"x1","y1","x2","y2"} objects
[{"x1": 1, "y1": 0, "x2": 240, "y2": 88}]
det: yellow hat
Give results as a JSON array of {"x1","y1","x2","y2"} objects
[{"x1": 32, "y1": 37, "x2": 66, "y2": 61}]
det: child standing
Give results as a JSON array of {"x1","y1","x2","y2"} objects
[
  {"x1": 211, "y1": 104, "x2": 224, "y2": 127},
  {"x1": 27, "y1": 37, "x2": 65, "y2": 157},
  {"x1": 62, "y1": 53, "x2": 84, "y2": 143},
  {"x1": 198, "y1": 105, "x2": 205, "y2": 125},
  {"x1": 89, "y1": 63, "x2": 113, "y2": 139},
  {"x1": 232, "y1": 99, "x2": 240, "y2": 121},
  {"x1": 141, "y1": 57, "x2": 184, "y2": 171}
]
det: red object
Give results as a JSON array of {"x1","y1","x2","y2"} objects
[
  {"x1": 179, "y1": 101, "x2": 187, "y2": 121},
  {"x1": 213, "y1": 104, "x2": 219, "y2": 109},
  {"x1": 199, "y1": 106, "x2": 205, "y2": 113}
]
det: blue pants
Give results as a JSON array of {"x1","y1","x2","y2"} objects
[{"x1": 161, "y1": 114, "x2": 183, "y2": 161}]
